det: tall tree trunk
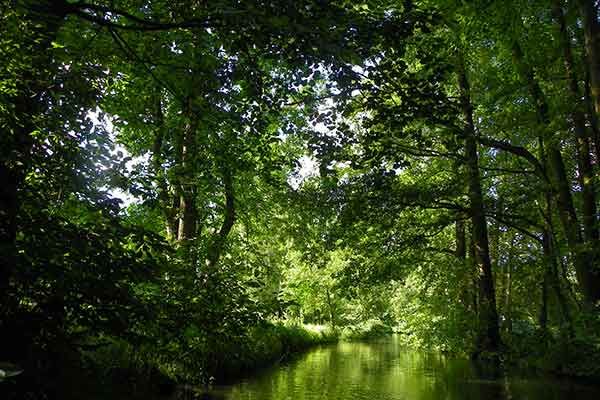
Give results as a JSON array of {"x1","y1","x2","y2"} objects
[
  {"x1": 456, "y1": 218, "x2": 467, "y2": 259},
  {"x1": 458, "y1": 60, "x2": 501, "y2": 354},
  {"x1": 489, "y1": 199, "x2": 501, "y2": 271},
  {"x1": 177, "y1": 98, "x2": 198, "y2": 242},
  {"x1": 505, "y1": 263, "x2": 513, "y2": 334},
  {"x1": 151, "y1": 92, "x2": 179, "y2": 240},
  {"x1": 577, "y1": 0, "x2": 600, "y2": 117},
  {"x1": 540, "y1": 269, "x2": 549, "y2": 332},
  {"x1": 542, "y1": 222, "x2": 575, "y2": 336},
  {"x1": 584, "y1": 68, "x2": 600, "y2": 162},
  {"x1": 469, "y1": 231, "x2": 479, "y2": 314},
  {"x1": 326, "y1": 288, "x2": 336, "y2": 330},
  {"x1": 207, "y1": 167, "x2": 235, "y2": 268},
  {"x1": 552, "y1": 0, "x2": 599, "y2": 247},
  {"x1": 537, "y1": 124, "x2": 575, "y2": 334},
  {"x1": 504, "y1": 235, "x2": 516, "y2": 335},
  {"x1": 545, "y1": 148, "x2": 599, "y2": 302},
  {"x1": 456, "y1": 218, "x2": 475, "y2": 311},
  {"x1": 512, "y1": 39, "x2": 600, "y2": 305}
]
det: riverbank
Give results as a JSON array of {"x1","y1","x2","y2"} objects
[
  {"x1": 211, "y1": 322, "x2": 339, "y2": 382},
  {"x1": 1, "y1": 322, "x2": 339, "y2": 400},
  {"x1": 64, "y1": 322, "x2": 338, "y2": 400}
]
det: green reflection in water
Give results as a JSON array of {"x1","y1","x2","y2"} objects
[{"x1": 214, "y1": 336, "x2": 600, "y2": 400}]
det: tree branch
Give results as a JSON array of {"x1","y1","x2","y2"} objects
[
  {"x1": 207, "y1": 167, "x2": 236, "y2": 267},
  {"x1": 486, "y1": 212, "x2": 543, "y2": 243},
  {"x1": 71, "y1": 3, "x2": 218, "y2": 32},
  {"x1": 108, "y1": 29, "x2": 182, "y2": 102},
  {"x1": 477, "y1": 136, "x2": 548, "y2": 182}
]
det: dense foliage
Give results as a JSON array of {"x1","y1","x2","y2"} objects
[{"x1": 1, "y1": 0, "x2": 600, "y2": 398}]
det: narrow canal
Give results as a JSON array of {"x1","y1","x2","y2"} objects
[{"x1": 211, "y1": 336, "x2": 600, "y2": 400}]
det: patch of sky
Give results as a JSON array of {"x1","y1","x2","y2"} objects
[
  {"x1": 288, "y1": 155, "x2": 319, "y2": 190},
  {"x1": 87, "y1": 108, "x2": 142, "y2": 207}
]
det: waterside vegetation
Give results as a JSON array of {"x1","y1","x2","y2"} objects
[{"x1": 2, "y1": 0, "x2": 600, "y2": 398}]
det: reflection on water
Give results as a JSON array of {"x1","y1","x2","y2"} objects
[{"x1": 214, "y1": 336, "x2": 600, "y2": 400}]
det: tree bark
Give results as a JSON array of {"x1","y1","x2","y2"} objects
[
  {"x1": 540, "y1": 269, "x2": 549, "y2": 332},
  {"x1": 177, "y1": 97, "x2": 198, "y2": 242},
  {"x1": 577, "y1": 0, "x2": 600, "y2": 117},
  {"x1": 151, "y1": 92, "x2": 179, "y2": 240},
  {"x1": 552, "y1": 0, "x2": 599, "y2": 247},
  {"x1": 542, "y1": 221, "x2": 574, "y2": 335},
  {"x1": 469, "y1": 231, "x2": 479, "y2": 314},
  {"x1": 456, "y1": 218, "x2": 467, "y2": 260},
  {"x1": 535, "y1": 101, "x2": 575, "y2": 334},
  {"x1": 503, "y1": 235, "x2": 515, "y2": 335},
  {"x1": 457, "y1": 60, "x2": 501, "y2": 354},
  {"x1": 584, "y1": 67, "x2": 600, "y2": 162},
  {"x1": 512, "y1": 38, "x2": 600, "y2": 305},
  {"x1": 489, "y1": 204, "x2": 501, "y2": 271},
  {"x1": 456, "y1": 218, "x2": 476, "y2": 312},
  {"x1": 326, "y1": 288, "x2": 336, "y2": 330},
  {"x1": 207, "y1": 167, "x2": 235, "y2": 268}
]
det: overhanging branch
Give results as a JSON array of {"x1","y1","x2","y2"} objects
[
  {"x1": 70, "y1": 2, "x2": 224, "y2": 32},
  {"x1": 478, "y1": 136, "x2": 548, "y2": 182}
]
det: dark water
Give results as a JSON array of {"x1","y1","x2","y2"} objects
[{"x1": 210, "y1": 336, "x2": 600, "y2": 400}]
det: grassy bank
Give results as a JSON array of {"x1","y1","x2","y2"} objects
[
  {"x1": 207, "y1": 322, "x2": 338, "y2": 382},
  {"x1": 50, "y1": 322, "x2": 338, "y2": 400}
]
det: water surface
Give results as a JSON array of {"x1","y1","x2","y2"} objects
[{"x1": 214, "y1": 336, "x2": 600, "y2": 400}]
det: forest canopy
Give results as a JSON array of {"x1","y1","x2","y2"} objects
[{"x1": 1, "y1": 0, "x2": 600, "y2": 398}]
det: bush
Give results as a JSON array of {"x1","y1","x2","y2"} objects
[{"x1": 341, "y1": 319, "x2": 392, "y2": 341}]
